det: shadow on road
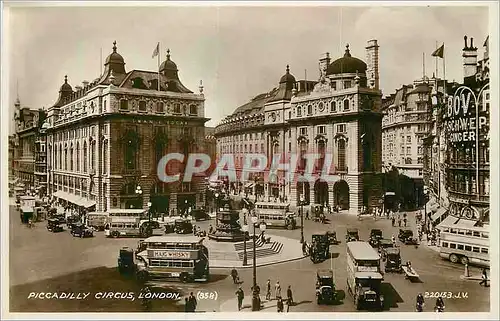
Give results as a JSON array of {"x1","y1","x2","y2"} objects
[
  {"x1": 329, "y1": 252, "x2": 340, "y2": 259},
  {"x1": 10, "y1": 266, "x2": 222, "y2": 312},
  {"x1": 380, "y1": 282, "x2": 404, "y2": 309}
]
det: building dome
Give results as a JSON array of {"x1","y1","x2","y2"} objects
[
  {"x1": 105, "y1": 41, "x2": 125, "y2": 65},
  {"x1": 327, "y1": 45, "x2": 367, "y2": 75},
  {"x1": 159, "y1": 49, "x2": 178, "y2": 72},
  {"x1": 60, "y1": 75, "x2": 73, "y2": 93},
  {"x1": 279, "y1": 65, "x2": 296, "y2": 84}
]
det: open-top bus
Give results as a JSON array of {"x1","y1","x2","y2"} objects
[
  {"x1": 134, "y1": 235, "x2": 209, "y2": 282},
  {"x1": 346, "y1": 241, "x2": 384, "y2": 310},
  {"x1": 437, "y1": 216, "x2": 489, "y2": 267},
  {"x1": 255, "y1": 202, "x2": 296, "y2": 229}
]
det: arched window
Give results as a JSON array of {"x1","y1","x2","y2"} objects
[
  {"x1": 318, "y1": 140, "x2": 326, "y2": 171},
  {"x1": 330, "y1": 101, "x2": 337, "y2": 112},
  {"x1": 337, "y1": 139, "x2": 346, "y2": 171},
  {"x1": 76, "y1": 142, "x2": 80, "y2": 172},
  {"x1": 307, "y1": 105, "x2": 313, "y2": 115},
  {"x1": 54, "y1": 146, "x2": 57, "y2": 170},
  {"x1": 70, "y1": 145, "x2": 74, "y2": 171},
  {"x1": 297, "y1": 106, "x2": 302, "y2": 117},
  {"x1": 124, "y1": 132, "x2": 139, "y2": 170},
  {"x1": 343, "y1": 99, "x2": 350, "y2": 111},
  {"x1": 189, "y1": 104, "x2": 197, "y2": 115},
  {"x1": 83, "y1": 141, "x2": 88, "y2": 172}
]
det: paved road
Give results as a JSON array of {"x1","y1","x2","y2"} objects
[{"x1": 9, "y1": 205, "x2": 489, "y2": 312}]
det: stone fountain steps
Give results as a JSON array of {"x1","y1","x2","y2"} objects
[
  {"x1": 236, "y1": 241, "x2": 284, "y2": 260},
  {"x1": 233, "y1": 238, "x2": 265, "y2": 251}
]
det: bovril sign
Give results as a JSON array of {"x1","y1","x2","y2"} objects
[
  {"x1": 444, "y1": 88, "x2": 488, "y2": 143},
  {"x1": 149, "y1": 250, "x2": 195, "y2": 259}
]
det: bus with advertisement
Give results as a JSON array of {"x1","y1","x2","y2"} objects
[
  {"x1": 346, "y1": 241, "x2": 385, "y2": 310},
  {"x1": 134, "y1": 235, "x2": 209, "y2": 282},
  {"x1": 255, "y1": 202, "x2": 296, "y2": 229},
  {"x1": 437, "y1": 217, "x2": 489, "y2": 267}
]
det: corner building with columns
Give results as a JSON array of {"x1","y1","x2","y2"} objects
[
  {"x1": 215, "y1": 40, "x2": 383, "y2": 214},
  {"x1": 45, "y1": 42, "x2": 208, "y2": 215}
]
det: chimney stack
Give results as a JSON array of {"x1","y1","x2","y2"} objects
[
  {"x1": 82, "y1": 81, "x2": 89, "y2": 88},
  {"x1": 462, "y1": 35, "x2": 478, "y2": 80},
  {"x1": 366, "y1": 39, "x2": 380, "y2": 90},
  {"x1": 319, "y1": 52, "x2": 331, "y2": 79}
]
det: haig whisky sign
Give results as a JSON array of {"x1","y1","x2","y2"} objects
[{"x1": 443, "y1": 85, "x2": 489, "y2": 144}]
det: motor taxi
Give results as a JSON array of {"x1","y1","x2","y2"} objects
[
  {"x1": 369, "y1": 229, "x2": 383, "y2": 247},
  {"x1": 70, "y1": 223, "x2": 94, "y2": 238},
  {"x1": 310, "y1": 234, "x2": 330, "y2": 264},
  {"x1": 384, "y1": 247, "x2": 402, "y2": 273},
  {"x1": 174, "y1": 219, "x2": 193, "y2": 234},
  {"x1": 46, "y1": 218, "x2": 64, "y2": 233},
  {"x1": 316, "y1": 269, "x2": 344, "y2": 304},
  {"x1": 346, "y1": 228, "x2": 360, "y2": 242}
]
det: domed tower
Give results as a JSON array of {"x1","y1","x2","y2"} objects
[
  {"x1": 158, "y1": 49, "x2": 192, "y2": 93},
  {"x1": 47, "y1": 75, "x2": 73, "y2": 126},
  {"x1": 326, "y1": 44, "x2": 368, "y2": 89},
  {"x1": 270, "y1": 65, "x2": 296, "y2": 102},
  {"x1": 104, "y1": 41, "x2": 126, "y2": 75}
]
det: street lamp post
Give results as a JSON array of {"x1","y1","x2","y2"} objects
[
  {"x1": 147, "y1": 201, "x2": 152, "y2": 222},
  {"x1": 251, "y1": 214, "x2": 266, "y2": 311},
  {"x1": 423, "y1": 186, "x2": 428, "y2": 234},
  {"x1": 300, "y1": 195, "x2": 305, "y2": 244},
  {"x1": 135, "y1": 185, "x2": 143, "y2": 209},
  {"x1": 242, "y1": 208, "x2": 249, "y2": 266}
]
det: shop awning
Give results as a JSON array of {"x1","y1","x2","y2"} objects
[
  {"x1": 53, "y1": 191, "x2": 95, "y2": 208},
  {"x1": 431, "y1": 207, "x2": 447, "y2": 222}
]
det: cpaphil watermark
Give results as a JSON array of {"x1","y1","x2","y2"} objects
[{"x1": 157, "y1": 153, "x2": 342, "y2": 184}]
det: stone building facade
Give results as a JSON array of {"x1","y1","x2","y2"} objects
[
  {"x1": 45, "y1": 42, "x2": 208, "y2": 215},
  {"x1": 216, "y1": 40, "x2": 384, "y2": 214}
]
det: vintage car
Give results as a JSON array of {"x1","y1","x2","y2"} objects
[
  {"x1": 384, "y1": 248, "x2": 403, "y2": 273},
  {"x1": 118, "y1": 247, "x2": 136, "y2": 274},
  {"x1": 378, "y1": 238, "x2": 396, "y2": 260},
  {"x1": 66, "y1": 215, "x2": 81, "y2": 229},
  {"x1": 174, "y1": 219, "x2": 193, "y2": 234},
  {"x1": 316, "y1": 269, "x2": 344, "y2": 304},
  {"x1": 164, "y1": 222, "x2": 176, "y2": 234},
  {"x1": 192, "y1": 209, "x2": 210, "y2": 221},
  {"x1": 310, "y1": 234, "x2": 330, "y2": 264},
  {"x1": 70, "y1": 223, "x2": 94, "y2": 238},
  {"x1": 326, "y1": 231, "x2": 340, "y2": 245},
  {"x1": 398, "y1": 229, "x2": 414, "y2": 243},
  {"x1": 46, "y1": 218, "x2": 64, "y2": 233},
  {"x1": 346, "y1": 228, "x2": 360, "y2": 243},
  {"x1": 369, "y1": 229, "x2": 383, "y2": 247}
]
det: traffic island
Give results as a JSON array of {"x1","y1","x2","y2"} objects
[{"x1": 206, "y1": 235, "x2": 305, "y2": 269}]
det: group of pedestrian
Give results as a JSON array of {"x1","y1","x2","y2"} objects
[
  {"x1": 232, "y1": 272, "x2": 294, "y2": 312},
  {"x1": 184, "y1": 292, "x2": 197, "y2": 312}
]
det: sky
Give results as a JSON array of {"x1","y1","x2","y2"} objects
[{"x1": 5, "y1": 3, "x2": 490, "y2": 133}]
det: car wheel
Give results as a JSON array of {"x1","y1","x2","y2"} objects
[
  {"x1": 460, "y1": 256, "x2": 469, "y2": 265},
  {"x1": 449, "y1": 254, "x2": 459, "y2": 264},
  {"x1": 112, "y1": 231, "x2": 119, "y2": 238}
]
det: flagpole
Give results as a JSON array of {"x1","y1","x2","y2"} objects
[{"x1": 158, "y1": 42, "x2": 161, "y2": 91}]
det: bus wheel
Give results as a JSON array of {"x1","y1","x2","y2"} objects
[
  {"x1": 287, "y1": 223, "x2": 293, "y2": 230},
  {"x1": 112, "y1": 231, "x2": 120, "y2": 238},
  {"x1": 449, "y1": 254, "x2": 459, "y2": 264},
  {"x1": 460, "y1": 256, "x2": 469, "y2": 265},
  {"x1": 136, "y1": 271, "x2": 148, "y2": 283}
]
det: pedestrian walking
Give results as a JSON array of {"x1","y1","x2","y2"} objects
[
  {"x1": 391, "y1": 234, "x2": 396, "y2": 247},
  {"x1": 277, "y1": 297, "x2": 284, "y2": 312},
  {"x1": 236, "y1": 287, "x2": 244, "y2": 311},
  {"x1": 305, "y1": 210, "x2": 309, "y2": 220},
  {"x1": 275, "y1": 281, "x2": 281, "y2": 299},
  {"x1": 231, "y1": 267, "x2": 239, "y2": 284},
  {"x1": 391, "y1": 217, "x2": 395, "y2": 227},
  {"x1": 266, "y1": 279, "x2": 271, "y2": 300},
  {"x1": 184, "y1": 297, "x2": 190, "y2": 312},
  {"x1": 480, "y1": 269, "x2": 488, "y2": 287},
  {"x1": 403, "y1": 217, "x2": 407, "y2": 227},
  {"x1": 286, "y1": 285, "x2": 294, "y2": 306},
  {"x1": 398, "y1": 218, "x2": 402, "y2": 227},
  {"x1": 188, "y1": 292, "x2": 197, "y2": 312}
]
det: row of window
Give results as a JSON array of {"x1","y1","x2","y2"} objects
[
  {"x1": 111, "y1": 223, "x2": 139, "y2": 229},
  {"x1": 299, "y1": 124, "x2": 346, "y2": 136},
  {"x1": 446, "y1": 173, "x2": 490, "y2": 196},
  {"x1": 296, "y1": 99, "x2": 351, "y2": 117},
  {"x1": 441, "y1": 241, "x2": 488, "y2": 254},
  {"x1": 149, "y1": 260, "x2": 194, "y2": 268},
  {"x1": 259, "y1": 214, "x2": 286, "y2": 221},
  {"x1": 442, "y1": 228, "x2": 488, "y2": 238},
  {"x1": 53, "y1": 126, "x2": 96, "y2": 142},
  {"x1": 119, "y1": 99, "x2": 198, "y2": 115}
]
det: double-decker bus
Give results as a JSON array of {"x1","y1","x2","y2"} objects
[
  {"x1": 255, "y1": 202, "x2": 296, "y2": 229},
  {"x1": 438, "y1": 217, "x2": 489, "y2": 267},
  {"x1": 346, "y1": 241, "x2": 384, "y2": 310},
  {"x1": 135, "y1": 235, "x2": 209, "y2": 282}
]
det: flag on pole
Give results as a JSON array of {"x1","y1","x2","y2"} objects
[
  {"x1": 152, "y1": 42, "x2": 160, "y2": 59},
  {"x1": 432, "y1": 44, "x2": 444, "y2": 58}
]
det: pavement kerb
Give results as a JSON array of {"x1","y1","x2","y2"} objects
[
  {"x1": 211, "y1": 255, "x2": 306, "y2": 269},
  {"x1": 219, "y1": 297, "x2": 286, "y2": 312}
]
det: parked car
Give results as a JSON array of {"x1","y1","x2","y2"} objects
[{"x1": 70, "y1": 223, "x2": 94, "y2": 238}]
